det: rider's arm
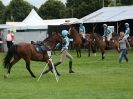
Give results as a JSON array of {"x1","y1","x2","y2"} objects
[{"x1": 83, "y1": 26, "x2": 86, "y2": 33}]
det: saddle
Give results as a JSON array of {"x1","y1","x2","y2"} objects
[{"x1": 31, "y1": 41, "x2": 47, "y2": 53}]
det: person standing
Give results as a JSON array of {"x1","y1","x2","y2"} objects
[
  {"x1": 118, "y1": 32, "x2": 131, "y2": 64},
  {"x1": 124, "y1": 23, "x2": 130, "y2": 39},
  {"x1": 79, "y1": 23, "x2": 86, "y2": 39},
  {"x1": 54, "y1": 30, "x2": 74, "y2": 73},
  {"x1": 5, "y1": 30, "x2": 14, "y2": 50}
]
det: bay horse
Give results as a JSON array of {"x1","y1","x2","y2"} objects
[
  {"x1": 69, "y1": 25, "x2": 82, "y2": 57},
  {"x1": 92, "y1": 33, "x2": 119, "y2": 60},
  {"x1": 84, "y1": 33, "x2": 97, "y2": 57},
  {"x1": 93, "y1": 33, "x2": 108, "y2": 60},
  {"x1": 128, "y1": 36, "x2": 133, "y2": 48},
  {"x1": 3, "y1": 32, "x2": 63, "y2": 78}
]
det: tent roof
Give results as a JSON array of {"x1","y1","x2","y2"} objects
[
  {"x1": 17, "y1": 9, "x2": 47, "y2": 29},
  {"x1": 0, "y1": 24, "x2": 11, "y2": 29},
  {"x1": 81, "y1": 5, "x2": 133, "y2": 23},
  {"x1": 43, "y1": 18, "x2": 81, "y2": 25}
]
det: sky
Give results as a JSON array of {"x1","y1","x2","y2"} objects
[{"x1": 0, "y1": 0, "x2": 66, "y2": 8}]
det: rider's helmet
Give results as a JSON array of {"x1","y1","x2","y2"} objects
[
  {"x1": 103, "y1": 24, "x2": 107, "y2": 28},
  {"x1": 125, "y1": 23, "x2": 129, "y2": 27},
  {"x1": 61, "y1": 30, "x2": 68, "y2": 37}
]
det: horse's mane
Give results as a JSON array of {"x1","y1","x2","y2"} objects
[
  {"x1": 43, "y1": 32, "x2": 57, "y2": 42},
  {"x1": 70, "y1": 27, "x2": 79, "y2": 35}
]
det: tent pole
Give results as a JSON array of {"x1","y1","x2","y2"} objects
[{"x1": 117, "y1": 22, "x2": 118, "y2": 34}]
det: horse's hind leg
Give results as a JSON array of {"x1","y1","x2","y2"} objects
[
  {"x1": 76, "y1": 49, "x2": 79, "y2": 57},
  {"x1": 4, "y1": 57, "x2": 21, "y2": 78},
  {"x1": 79, "y1": 49, "x2": 81, "y2": 57},
  {"x1": 24, "y1": 58, "x2": 36, "y2": 78}
]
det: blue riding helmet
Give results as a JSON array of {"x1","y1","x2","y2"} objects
[
  {"x1": 103, "y1": 24, "x2": 107, "y2": 27},
  {"x1": 79, "y1": 23, "x2": 83, "y2": 26},
  {"x1": 125, "y1": 23, "x2": 129, "y2": 27},
  {"x1": 61, "y1": 30, "x2": 68, "y2": 37}
]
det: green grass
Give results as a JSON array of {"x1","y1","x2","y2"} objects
[{"x1": 0, "y1": 50, "x2": 133, "y2": 99}]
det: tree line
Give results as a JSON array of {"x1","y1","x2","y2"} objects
[{"x1": 0, "y1": 0, "x2": 133, "y2": 24}]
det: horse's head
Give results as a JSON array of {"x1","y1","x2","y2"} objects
[
  {"x1": 68, "y1": 26, "x2": 77, "y2": 36},
  {"x1": 51, "y1": 32, "x2": 64, "y2": 43},
  {"x1": 43, "y1": 32, "x2": 63, "y2": 50}
]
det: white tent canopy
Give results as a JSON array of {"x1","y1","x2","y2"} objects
[
  {"x1": 81, "y1": 5, "x2": 133, "y2": 23},
  {"x1": 17, "y1": 9, "x2": 47, "y2": 30}
]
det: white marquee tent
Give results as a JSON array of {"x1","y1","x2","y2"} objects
[{"x1": 17, "y1": 9, "x2": 47, "y2": 30}]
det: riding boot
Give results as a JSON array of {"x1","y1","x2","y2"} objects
[
  {"x1": 69, "y1": 61, "x2": 75, "y2": 73},
  {"x1": 54, "y1": 62, "x2": 61, "y2": 67}
]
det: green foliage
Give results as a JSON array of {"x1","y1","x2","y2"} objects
[
  {"x1": 38, "y1": 0, "x2": 65, "y2": 19},
  {"x1": 0, "y1": 1, "x2": 5, "y2": 23},
  {"x1": 121, "y1": 0, "x2": 133, "y2": 5},
  {"x1": 66, "y1": 0, "x2": 110, "y2": 18},
  {"x1": 3, "y1": 0, "x2": 32, "y2": 22}
]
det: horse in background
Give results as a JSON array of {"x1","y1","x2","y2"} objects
[
  {"x1": 92, "y1": 32, "x2": 119, "y2": 60},
  {"x1": 84, "y1": 33, "x2": 97, "y2": 57},
  {"x1": 3, "y1": 32, "x2": 63, "y2": 78},
  {"x1": 69, "y1": 25, "x2": 82, "y2": 57},
  {"x1": 128, "y1": 36, "x2": 133, "y2": 48}
]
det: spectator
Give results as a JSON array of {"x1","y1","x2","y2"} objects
[
  {"x1": 118, "y1": 32, "x2": 131, "y2": 63},
  {"x1": 5, "y1": 30, "x2": 14, "y2": 50}
]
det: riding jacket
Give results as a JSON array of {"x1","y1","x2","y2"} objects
[
  {"x1": 79, "y1": 24, "x2": 86, "y2": 33},
  {"x1": 125, "y1": 27, "x2": 130, "y2": 35},
  {"x1": 103, "y1": 27, "x2": 112, "y2": 36},
  {"x1": 56, "y1": 30, "x2": 70, "y2": 50}
]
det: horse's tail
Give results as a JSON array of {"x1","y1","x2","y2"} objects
[{"x1": 3, "y1": 44, "x2": 17, "y2": 69}]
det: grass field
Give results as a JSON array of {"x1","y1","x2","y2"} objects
[{"x1": 0, "y1": 50, "x2": 133, "y2": 99}]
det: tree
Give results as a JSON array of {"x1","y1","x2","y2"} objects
[
  {"x1": 38, "y1": 0, "x2": 65, "y2": 19},
  {"x1": 3, "y1": 0, "x2": 32, "y2": 22},
  {"x1": 0, "y1": 1, "x2": 5, "y2": 23},
  {"x1": 66, "y1": 0, "x2": 111, "y2": 18}
]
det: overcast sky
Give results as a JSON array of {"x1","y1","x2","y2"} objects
[{"x1": 0, "y1": 0, "x2": 66, "y2": 8}]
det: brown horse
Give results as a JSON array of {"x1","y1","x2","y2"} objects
[
  {"x1": 84, "y1": 33, "x2": 97, "y2": 57},
  {"x1": 92, "y1": 33, "x2": 119, "y2": 60},
  {"x1": 128, "y1": 36, "x2": 133, "y2": 47},
  {"x1": 92, "y1": 33, "x2": 106, "y2": 60},
  {"x1": 3, "y1": 32, "x2": 63, "y2": 78},
  {"x1": 69, "y1": 26, "x2": 82, "y2": 57}
]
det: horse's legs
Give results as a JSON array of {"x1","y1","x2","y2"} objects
[
  {"x1": 76, "y1": 49, "x2": 79, "y2": 57},
  {"x1": 88, "y1": 46, "x2": 90, "y2": 57},
  {"x1": 43, "y1": 59, "x2": 60, "y2": 76},
  {"x1": 101, "y1": 51, "x2": 105, "y2": 60},
  {"x1": 79, "y1": 49, "x2": 81, "y2": 57},
  {"x1": 24, "y1": 58, "x2": 36, "y2": 78},
  {"x1": 4, "y1": 57, "x2": 21, "y2": 78}
]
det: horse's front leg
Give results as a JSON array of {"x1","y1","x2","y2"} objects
[{"x1": 43, "y1": 59, "x2": 60, "y2": 76}]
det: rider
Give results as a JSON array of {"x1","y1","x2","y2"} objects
[
  {"x1": 103, "y1": 24, "x2": 112, "y2": 42},
  {"x1": 124, "y1": 23, "x2": 130, "y2": 39},
  {"x1": 54, "y1": 30, "x2": 74, "y2": 73},
  {"x1": 79, "y1": 23, "x2": 86, "y2": 39}
]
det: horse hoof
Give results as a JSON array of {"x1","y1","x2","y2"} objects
[
  {"x1": 4, "y1": 75, "x2": 8, "y2": 79},
  {"x1": 57, "y1": 73, "x2": 61, "y2": 76}
]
